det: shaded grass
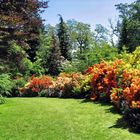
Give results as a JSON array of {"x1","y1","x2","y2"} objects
[{"x1": 0, "y1": 98, "x2": 140, "y2": 140}]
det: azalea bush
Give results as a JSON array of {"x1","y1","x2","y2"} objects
[
  {"x1": 51, "y1": 73, "x2": 86, "y2": 98},
  {"x1": 110, "y1": 70, "x2": 140, "y2": 111},
  {"x1": 19, "y1": 75, "x2": 53, "y2": 97},
  {"x1": 86, "y1": 60, "x2": 124, "y2": 102},
  {"x1": 19, "y1": 72, "x2": 88, "y2": 98}
]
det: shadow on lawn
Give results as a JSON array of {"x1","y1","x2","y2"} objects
[
  {"x1": 109, "y1": 117, "x2": 128, "y2": 129},
  {"x1": 81, "y1": 98, "x2": 140, "y2": 134},
  {"x1": 81, "y1": 98, "x2": 112, "y2": 105},
  {"x1": 108, "y1": 116, "x2": 140, "y2": 134}
]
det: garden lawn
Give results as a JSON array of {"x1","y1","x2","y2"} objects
[{"x1": 0, "y1": 98, "x2": 140, "y2": 140}]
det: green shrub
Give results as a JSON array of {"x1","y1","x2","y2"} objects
[
  {"x1": 0, "y1": 74, "x2": 13, "y2": 97},
  {"x1": 0, "y1": 94, "x2": 5, "y2": 104},
  {"x1": 11, "y1": 77, "x2": 27, "y2": 97}
]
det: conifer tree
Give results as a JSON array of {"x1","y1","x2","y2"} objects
[
  {"x1": 118, "y1": 17, "x2": 129, "y2": 53},
  {"x1": 57, "y1": 15, "x2": 71, "y2": 60},
  {"x1": 48, "y1": 33, "x2": 63, "y2": 76}
]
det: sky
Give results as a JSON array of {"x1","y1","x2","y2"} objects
[{"x1": 41, "y1": 0, "x2": 135, "y2": 30}]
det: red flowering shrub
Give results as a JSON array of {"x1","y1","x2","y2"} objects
[{"x1": 19, "y1": 75, "x2": 53, "y2": 97}]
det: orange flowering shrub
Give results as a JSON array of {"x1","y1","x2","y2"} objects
[
  {"x1": 86, "y1": 59, "x2": 140, "y2": 114},
  {"x1": 123, "y1": 76, "x2": 140, "y2": 109},
  {"x1": 110, "y1": 70, "x2": 133, "y2": 108},
  {"x1": 19, "y1": 75, "x2": 53, "y2": 97},
  {"x1": 87, "y1": 60, "x2": 124, "y2": 101},
  {"x1": 110, "y1": 69, "x2": 140, "y2": 110}
]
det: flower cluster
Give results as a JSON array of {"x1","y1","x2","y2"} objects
[
  {"x1": 86, "y1": 59, "x2": 140, "y2": 111},
  {"x1": 19, "y1": 73, "x2": 87, "y2": 98},
  {"x1": 53, "y1": 73, "x2": 85, "y2": 98},
  {"x1": 19, "y1": 75, "x2": 53, "y2": 96},
  {"x1": 87, "y1": 60, "x2": 123, "y2": 101}
]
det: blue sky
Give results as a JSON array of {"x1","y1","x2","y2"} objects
[{"x1": 41, "y1": 0, "x2": 135, "y2": 29}]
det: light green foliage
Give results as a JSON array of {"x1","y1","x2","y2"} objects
[
  {"x1": 67, "y1": 20, "x2": 93, "y2": 53},
  {"x1": 94, "y1": 24, "x2": 109, "y2": 43},
  {"x1": 0, "y1": 41, "x2": 32, "y2": 76},
  {"x1": 0, "y1": 74, "x2": 13, "y2": 97},
  {"x1": 32, "y1": 59, "x2": 46, "y2": 76},
  {"x1": 62, "y1": 43, "x2": 119, "y2": 72},
  {"x1": 0, "y1": 94, "x2": 5, "y2": 104},
  {"x1": 21, "y1": 58, "x2": 33, "y2": 75},
  {"x1": 128, "y1": 46, "x2": 140, "y2": 69},
  {"x1": 118, "y1": 46, "x2": 140, "y2": 69}
]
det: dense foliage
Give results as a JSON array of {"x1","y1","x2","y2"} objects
[{"x1": 116, "y1": 0, "x2": 140, "y2": 52}]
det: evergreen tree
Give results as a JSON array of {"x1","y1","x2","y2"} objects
[
  {"x1": 116, "y1": 0, "x2": 140, "y2": 52},
  {"x1": 118, "y1": 17, "x2": 129, "y2": 53},
  {"x1": 57, "y1": 15, "x2": 71, "y2": 60},
  {"x1": 48, "y1": 33, "x2": 63, "y2": 76}
]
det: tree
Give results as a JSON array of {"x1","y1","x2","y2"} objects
[
  {"x1": 0, "y1": 0, "x2": 48, "y2": 60},
  {"x1": 0, "y1": 0, "x2": 48, "y2": 75},
  {"x1": 118, "y1": 17, "x2": 129, "y2": 52},
  {"x1": 67, "y1": 20, "x2": 93, "y2": 54},
  {"x1": 48, "y1": 33, "x2": 64, "y2": 76},
  {"x1": 116, "y1": 0, "x2": 140, "y2": 52},
  {"x1": 94, "y1": 24, "x2": 109, "y2": 44},
  {"x1": 57, "y1": 15, "x2": 71, "y2": 60},
  {"x1": 108, "y1": 19, "x2": 118, "y2": 48},
  {"x1": 35, "y1": 25, "x2": 55, "y2": 70}
]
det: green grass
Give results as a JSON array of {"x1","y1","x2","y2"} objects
[{"x1": 0, "y1": 98, "x2": 140, "y2": 140}]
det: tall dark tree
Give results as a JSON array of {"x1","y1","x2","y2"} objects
[
  {"x1": 48, "y1": 33, "x2": 63, "y2": 76},
  {"x1": 118, "y1": 17, "x2": 129, "y2": 52},
  {"x1": 0, "y1": 0, "x2": 48, "y2": 61},
  {"x1": 57, "y1": 15, "x2": 71, "y2": 60},
  {"x1": 116, "y1": 0, "x2": 140, "y2": 52}
]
